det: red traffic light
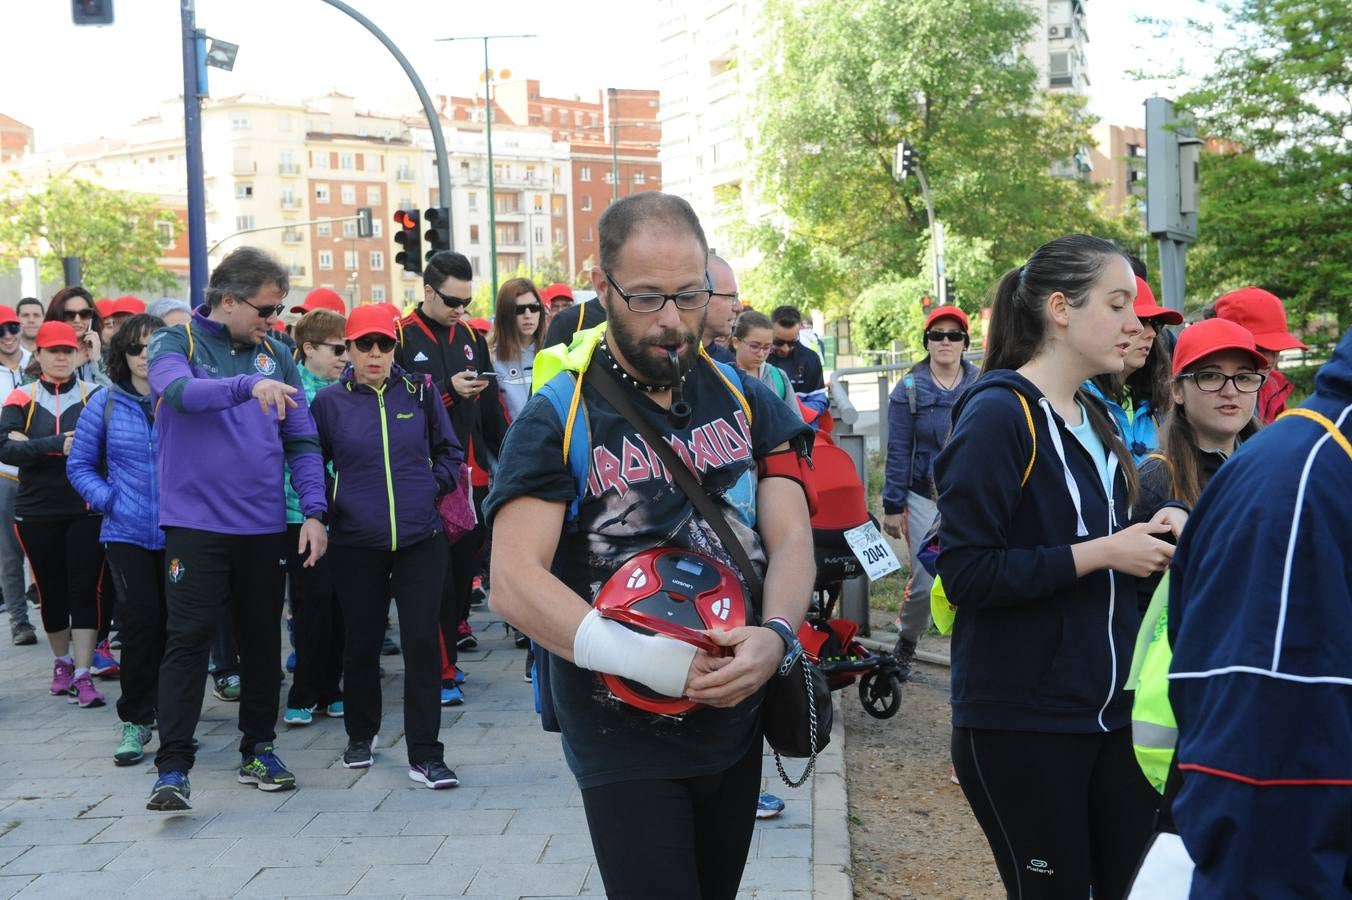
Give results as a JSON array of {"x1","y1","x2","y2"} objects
[
  {"x1": 393, "y1": 210, "x2": 418, "y2": 230},
  {"x1": 921, "y1": 295, "x2": 933, "y2": 310}
]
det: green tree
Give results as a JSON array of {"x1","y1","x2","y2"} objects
[
  {"x1": 1171, "y1": 0, "x2": 1352, "y2": 325},
  {"x1": 0, "y1": 175, "x2": 181, "y2": 295},
  {"x1": 740, "y1": 0, "x2": 1124, "y2": 319}
]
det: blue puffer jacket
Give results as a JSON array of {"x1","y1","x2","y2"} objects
[
  {"x1": 67, "y1": 382, "x2": 163, "y2": 550},
  {"x1": 882, "y1": 360, "x2": 979, "y2": 513},
  {"x1": 1082, "y1": 380, "x2": 1160, "y2": 463}
]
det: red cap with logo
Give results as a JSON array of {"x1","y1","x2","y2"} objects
[
  {"x1": 0, "y1": 306, "x2": 18, "y2": 327},
  {"x1": 1133, "y1": 278, "x2": 1183, "y2": 326},
  {"x1": 290, "y1": 288, "x2": 347, "y2": 316},
  {"x1": 1214, "y1": 287, "x2": 1307, "y2": 352},
  {"x1": 344, "y1": 304, "x2": 398, "y2": 341},
  {"x1": 923, "y1": 305, "x2": 969, "y2": 332},
  {"x1": 1172, "y1": 318, "x2": 1270, "y2": 376},
  {"x1": 36, "y1": 321, "x2": 81, "y2": 350},
  {"x1": 541, "y1": 283, "x2": 574, "y2": 305}
]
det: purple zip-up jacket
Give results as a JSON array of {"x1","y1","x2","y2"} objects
[{"x1": 147, "y1": 310, "x2": 327, "y2": 534}]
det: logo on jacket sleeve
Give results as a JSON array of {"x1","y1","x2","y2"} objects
[
  {"x1": 254, "y1": 353, "x2": 277, "y2": 376},
  {"x1": 463, "y1": 345, "x2": 474, "y2": 361},
  {"x1": 168, "y1": 559, "x2": 186, "y2": 583}
]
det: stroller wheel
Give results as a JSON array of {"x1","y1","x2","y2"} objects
[{"x1": 859, "y1": 670, "x2": 903, "y2": 719}]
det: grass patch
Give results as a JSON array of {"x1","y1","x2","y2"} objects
[{"x1": 863, "y1": 449, "x2": 910, "y2": 613}]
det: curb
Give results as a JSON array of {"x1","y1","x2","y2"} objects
[{"x1": 812, "y1": 693, "x2": 853, "y2": 899}]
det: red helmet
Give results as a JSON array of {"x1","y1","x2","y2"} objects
[{"x1": 594, "y1": 548, "x2": 749, "y2": 715}]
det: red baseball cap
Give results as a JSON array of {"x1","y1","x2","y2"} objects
[
  {"x1": 1172, "y1": 319, "x2": 1270, "y2": 376},
  {"x1": 541, "y1": 283, "x2": 574, "y2": 305},
  {"x1": 1133, "y1": 278, "x2": 1183, "y2": 326},
  {"x1": 377, "y1": 302, "x2": 402, "y2": 321},
  {"x1": 290, "y1": 288, "x2": 347, "y2": 316},
  {"x1": 36, "y1": 321, "x2": 81, "y2": 350},
  {"x1": 94, "y1": 299, "x2": 114, "y2": 319},
  {"x1": 344, "y1": 304, "x2": 398, "y2": 341},
  {"x1": 0, "y1": 306, "x2": 18, "y2": 327},
  {"x1": 109, "y1": 295, "x2": 146, "y2": 316},
  {"x1": 924, "y1": 305, "x2": 969, "y2": 332},
  {"x1": 1214, "y1": 287, "x2": 1307, "y2": 352}
]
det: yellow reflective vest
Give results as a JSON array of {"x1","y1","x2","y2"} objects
[{"x1": 1127, "y1": 571, "x2": 1176, "y2": 793}]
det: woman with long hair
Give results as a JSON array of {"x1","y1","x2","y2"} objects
[
  {"x1": 934, "y1": 234, "x2": 1184, "y2": 900},
  {"x1": 488, "y1": 277, "x2": 545, "y2": 421},
  {"x1": 0, "y1": 322, "x2": 108, "y2": 707},
  {"x1": 67, "y1": 314, "x2": 167, "y2": 758}
]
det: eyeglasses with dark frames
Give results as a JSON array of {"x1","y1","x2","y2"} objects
[
  {"x1": 1177, "y1": 371, "x2": 1266, "y2": 394},
  {"x1": 351, "y1": 335, "x2": 397, "y2": 354},
  {"x1": 63, "y1": 308, "x2": 96, "y2": 322},
  {"x1": 925, "y1": 330, "x2": 967, "y2": 343},
  {"x1": 235, "y1": 297, "x2": 285, "y2": 319},
  {"x1": 603, "y1": 270, "x2": 713, "y2": 313},
  {"x1": 515, "y1": 302, "x2": 543, "y2": 315}
]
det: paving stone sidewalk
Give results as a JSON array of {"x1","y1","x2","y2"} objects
[{"x1": 0, "y1": 605, "x2": 850, "y2": 898}]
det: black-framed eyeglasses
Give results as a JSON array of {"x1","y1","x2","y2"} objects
[
  {"x1": 428, "y1": 285, "x2": 471, "y2": 310},
  {"x1": 63, "y1": 308, "x2": 96, "y2": 322},
  {"x1": 712, "y1": 291, "x2": 741, "y2": 303},
  {"x1": 515, "y1": 302, "x2": 543, "y2": 315},
  {"x1": 126, "y1": 341, "x2": 149, "y2": 357},
  {"x1": 925, "y1": 330, "x2": 967, "y2": 343},
  {"x1": 317, "y1": 341, "x2": 348, "y2": 355},
  {"x1": 603, "y1": 269, "x2": 712, "y2": 313},
  {"x1": 235, "y1": 297, "x2": 285, "y2": 319},
  {"x1": 0, "y1": 323, "x2": 21, "y2": 336},
  {"x1": 1177, "y1": 371, "x2": 1266, "y2": 393},
  {"x1": 352, "y1": 335, "x2": 397, "y2": 354}
]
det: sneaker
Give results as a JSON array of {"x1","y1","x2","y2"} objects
[
  {"x1": 440, "y1": 684, "x2": 464, "y2": 706},
  {"x1": 408, "y1": 760, "x2": 458, "y2": 789},
  {"x1": 448, "y1": 666, "x2": 467, "y2": 686},
  {"x1": 212, "y1": 674, "x2": 241, "y2": 701},
  {"x1": 147, "y1": 771, "x2": 191, "y2": 811},
  {"x1": 283, "y1": 706, "x2": 315, "y2": 726},
  {"x1": 324, "y1": 700, "x2": 345, "y2": 718},
  {"x1": 381, "y1": 634, "x2": 401, "y2": 656},
  {"x1": 70, "y1": 672, "x2": 106, "y2": 708},
  {"x1": 524, "y1": 648, "x2": 535, "y2": 683},
  {"x1": 456, "y1": 621, "x2": 477, "y2": 651},
  {"x1": 469, "y1": 578, "x2": 487, "y2": 607},
  {"x1": 513, "y1": 628, "x2": 529, "y2": 649},
  {"x1": 892, "y1": 636, "x2": 917, "y2": 683},
  {"x1": 109, "y1": 632, "x2": 122, "y2": 650},
  {"x1": 342, "y1": 736, "x2": 376, "y2": 769},
  {"x1": 24, "y1": 584, "x2": 37, "y2": 607},
  {"x1": 91, "y1": 640, "x2": 121, "y2": 678},
  {"x1": 238, "y1": 743, "x2": 296, "y2": 792},
  {"x1": 285, "y1": 650, "x2": 296, "y2": 673},
  {"x1": 756, "y1": 792, "x2": 786, "y2": 820},
  {"x1": 950, "y1": 766, "x2": 961, "y2": 786},
  {"x1": 115, "y1": 722, "x2": 153, "y2": 766},
  {"x1": 11, "y1": 622, "x2": 36, "y2": 646},
  {"x1": 50, "y1": 659, "x2": 75, "y2": 696}
]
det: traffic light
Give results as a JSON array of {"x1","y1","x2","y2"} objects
[
  {"x1": 920, "y1": 294, "x2": 933, "y2": 314},
  {"x1": 423, "y1": 207, "x2": 451, "y2": 258},
  {"x1": 72, "y1": 0, "x2": 114, "y2": 25},
  {"x1": 356, "y1": 207, "x2": 373, "y2": 239},
  {"x1": 944, "y1": 277, "x2": 956, "y2": 304},
  {"x1": 393, "y1": 209, "x2": 422, "y2": 274},
  {"x1": 894, "y1": 140, "x2": 918, "y2": 180}
]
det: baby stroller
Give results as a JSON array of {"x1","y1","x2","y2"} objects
[{"x1": 797, "y1": 423, "x2": 905, "y2": 720}]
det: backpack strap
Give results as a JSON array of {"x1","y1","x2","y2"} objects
[
  {"x1": 537, "y1": 371, "x2": 591, "y2": 523},
  {"x1": 1277, "y1": 408, "x2": 1352, "y2": 462},
  {"x1": 1010, "y1": 388, "x2": 1037, "y2": 488}
]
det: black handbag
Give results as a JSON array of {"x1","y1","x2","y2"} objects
[{"x1": 588, "y1": 361, "x2": 832, "y2": 788}]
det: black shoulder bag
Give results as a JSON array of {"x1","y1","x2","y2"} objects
[{"x1": 588, "y1": 361, "x2": 832, "y2": 787}]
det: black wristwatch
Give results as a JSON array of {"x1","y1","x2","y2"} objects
[{"x1": 762, "y1": 618, "x2": 803, "y2": 677}]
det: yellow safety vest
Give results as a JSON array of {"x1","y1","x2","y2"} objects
[{"x1": 1129, "y1": 571, "x2": 1176, "y2": 793}]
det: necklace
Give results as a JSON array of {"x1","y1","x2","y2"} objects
[
  {"x1": 598, "y1": 342, "x2": 683, "y2": 394},
  {"x1": 931, "y1": 365, "x2": 962, "y2": 392}
]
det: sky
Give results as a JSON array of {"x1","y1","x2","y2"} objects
[{"x1": 1, "y1": 0, "x2": 1220, "y2": 152}]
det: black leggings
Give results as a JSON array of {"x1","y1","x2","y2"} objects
[
  {"x1": 16, "y1": 516, "x2": 104, "y2": 634},
  {"x1": 105, "y1": 543, "x2": 166, "y2": 726},
  {"x1": 579, "y1": 740, "x2": 762, "y2": 900},
  {"x1": 952, "y1": 726, "x2": 1159, "y2": 900}
]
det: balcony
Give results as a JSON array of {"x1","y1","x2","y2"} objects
[
  {"x1": 280, "y1": 197, "x2": 303, "y2": 211},
  {"x1": 281, "y1": 230, "x2": 304, "y2": 244},
  {"x1": 396, "y1": 167, "x2": 416, "y2": 181},
  {"x1": 278, "y1": 163, "x2": 301, "y2": 176},
  {"x1": 232, "y1": 160, "x2": 257, "y2": 176}
]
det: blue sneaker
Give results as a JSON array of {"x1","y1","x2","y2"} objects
[
  {"x1": 449, "y1": 667, "x2": 467, "y2": 686},
  {"x1": 283, "y1": 706, "x2": 314, "y2": 726},
  {"x1": 147, "y1": 771, "x2": 191, "y2": 811},
  {"x1": 238, "y1": 743, "x2": 296, "y2": 792},
  {"x1": 324, "y1": 700, "x2": 345, "y2": 718},
  {"x1": 439, "y1": 684, "x2": 464, "y2": 706},
  {"x1": 756, "y1": 792, "x2": 786, "y2": 819},
  {"x1": 285, "y1": 651, "x2": 297, "y2": 673}
]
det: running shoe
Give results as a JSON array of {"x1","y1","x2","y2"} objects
[
  {"x1": 115, "y1": 722, "x2": 153, "y2": 766},
  {"x1": 283, "y1": 706, "x2": 314, "y2": 726},
  {"x1": 70, "y1": 672, "x2": 106, "y2": 708},
  {"x1": 324, "y1": 700, "x2": 345, "y2": 718},
  {"x1": 456, "y1": 620, "x2": 477, "y2": 651},
  {"x1": 448, "y1": 666, "x2": 467, "y2": 686},
  {"x1": 238, "y1": 743, "x2": 296, "y2": 792},
  {"x1": 50, "y1": 658, "x2": 75, "y2": 696},
  {"x1": 147, "y1": 771, "x2": 191, "y2": 811},
  {"x1": 408, "y1": 760, "x2": 458, "y2": 789},
  {"x1": 342, "y1": 736, "x2": 376, "y2": 769},
  {"x1": 11, "y1": 622, "x2": 36, "y2": 646},
  {"x1": 108, "y1": 631, "x2": 122, "y2": 650},
  {"x1": 440, "y1": 683, "x2": 464, "y2": 706},
  {"x1": 469, "y1": 578, "x2": 487, "y2": 607},
  {"x1": 756, "y1": 792, "x2": 786, "y2": 820},
  {"x1": 212, "y1": 674, "x2": 241, "y2": 701},
  {"x1": 381, "y1": 634, "x2": 401, "y2": 656},
  {"x1": 524, "y1": 648, "x2": 535, "y2": 683},
  {"x1": 91, "y1": 639, "x2": 121, "y2": 678}
]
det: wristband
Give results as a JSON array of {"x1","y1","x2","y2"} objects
[
  {"x1": 572, "y1": 609, "x2": 697, "y2": 698},
  {"x1": 762, "y1": 618, "x2": 803, "y2": 676}
]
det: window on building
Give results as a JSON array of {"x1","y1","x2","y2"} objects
[
  {"x1": 468, "y1": 192, "x2": 478, "y2": 211},
  {"x1": 344, "y1": 250, "x2": 358, "y2": 271},
  {"x1": 579, "y1": 166, "x2": 591, "y2": 182},
  {"x1": 460, "y1": 161, "x2": 471, "y2": 176},
  {"x1": 582, "y1": 196, "x2": 592, "y2": 211},
  {"x1": 533, "y1": 225, "x2": 545, "y2": 244},
  {"x1": 366, "y1": 186, "x2": 381, "y2": 206},
  {"x1": 340, "y1": 185, "x2": 356, "y2": 205},
  {"x1": 279, "y1": 151, "x2": 296, "y2": 173},
  {"x1": 554, "y1": 227, "x2": 564, "y2": 244},
  {"x1": 552, "y1": 196, "x2": 564, "y2": 216},
  {"x1": 634, "y1": 170, "x2": 646, "y2": 184},
  {"x1": 235, "y1": 184, "x2": 254, "y2": 199},
  {"x1": 369, "y1": 251, "x2": 384, "y2": 270},
  {"x1": 371, "y1": 219, "x2": 382, "y2": 238},
  {"x1": 404, "y1": 288, "x2": 417, "y2": 302},
  {"x1": 372, "y1": 285, "x2": 386, "y2": 302},
  {"x1": 230, "y1": 113, "x2": 250, "y2": 130},
  {"x1": 312, "y1": 151, "x2": 329, "y2": 170},
  {"x1": 469, "y1": 224, "x2": 480, "y2": 244},
  {"x1": 157, "y1": 222, "x2": 175, "y2": 248},
  {"x1": 470, "y1": 256, "x2": 481, "y2": 277},
  {"x1": 533, "y1": 194, "x2": 545, "y2": 212},
  {"x1": 317, "y1": 222, "x2": 332, "y2": 237},
  {"x1": 339, "y1": 153, "x2": 355, "y2": 170},
  {"x1": 364, "y1": 153, "x2": 379, "y2": 171},
  {"x1": 584, "y1": 226, "x2": 593, "y2": 242},
  {"x1": 560, "y1": 110, "x2": 569, "y2": 126},
  {"x1": 1049, "y1": 51, "x2": 1072, "y2": 87},
  {"x1": 318, "y1": 251, "x2": 334, "y2": 270},
  {"x1": 552, "y1": 167, "x2": 561, "y2": 188},
  {"x1": 603, "y1": 171, "x2": 614, "y2": 185},
  {"x1": 315, "y1": 184, "x2": 331, "y2": 203},
  {"x1": 235, "y1": 215, "x2": 255, "y2": 231},
  {"x1": 342, "y1": 221, "x2": 357, "y2": 238},
  {"x1": 543, "y1": 107, "x2": 552, "y2": 123},
  {"x1": 525, "y1": 165, "x2": 536, "y2": 182}
]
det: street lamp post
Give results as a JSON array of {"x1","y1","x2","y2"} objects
[{"x1": 607, "y1": 88, "x2": 620, "y2": 202}]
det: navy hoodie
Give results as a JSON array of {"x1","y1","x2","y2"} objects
[
  {"x1": 1168, "y1": 327, "x2": 1352, "y2": 898},
  {"x1": 934, "y1": 370, "x2": 1139, "y2": 734}
]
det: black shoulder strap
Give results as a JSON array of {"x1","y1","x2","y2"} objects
[{"x1": 587, "y1": 361, "x2": 763, "y2": 605}]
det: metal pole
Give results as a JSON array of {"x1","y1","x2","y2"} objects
[
  {"x1": 484, "y1": 38, "x2": 498, "y2": 295},
  {"x1": 608, "y1": 88, "x2": 619, "y2": 202},
  {"x1": 181, "y1": 0, "x2": 208, "y2": 308},
  {"x1": 914, "y1": 165, "x2": 942, "y2": 301},
  {"x1": 319, "y1": 0, "x2": 452, "y2": 242}
]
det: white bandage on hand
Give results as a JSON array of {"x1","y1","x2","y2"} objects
[{"x1": 572, "y1": 608, "x2": 698, "y2": 699}]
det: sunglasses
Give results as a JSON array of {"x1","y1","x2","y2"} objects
[
  {"x1": 515, "y1": 302, "x2": 543, "y2": 315},
  {"x1": 772, "y1": 337, "x2": 797, "y2": 347},
  {"x1": 63, "y1": 308, "x2": 96, "y2": 322},
  {"x1": 925, "y1": 330, "x2": 967, "y2": 343},
  {"x1": 126, "y1": 341, "x2": 149, "y2": 357},
  {"x1": 317, "y1": 341, "x2": 348, "y2": 355},
  {"x1": 429, "y1": 285, "x2": 471, "y2": 310},
  {"x1": 352, "y1": 335, "x2": 397, "y2": 354},
  {"x1": 0, "y1": 323, "x2": 21, "y2": 337},
  {"x1": 236, "y1": 297, "x2": 285, "y2": 319}
]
